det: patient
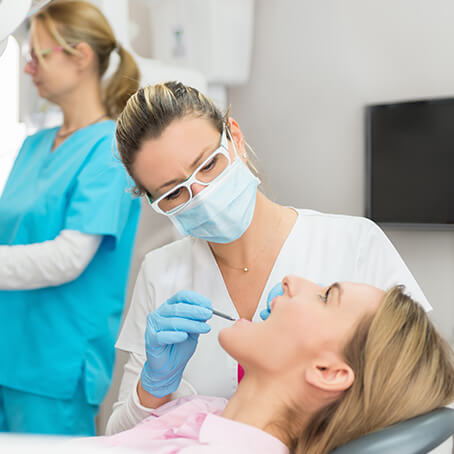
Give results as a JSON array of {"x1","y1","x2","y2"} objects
[{"x1": 94, "y1": 277, "x2": 454, "y2": 453}]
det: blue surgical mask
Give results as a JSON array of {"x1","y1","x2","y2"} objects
[{"x1": 169, "y1": 157, "x2": 260, "y2": 243}]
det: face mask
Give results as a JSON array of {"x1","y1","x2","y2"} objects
[{"x1": 169, "y1": 156, "x2": 260, "y2": 244}]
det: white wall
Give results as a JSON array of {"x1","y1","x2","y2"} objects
[{"x1": 228, "y1": 0, "x2": 454, "y2": 343}]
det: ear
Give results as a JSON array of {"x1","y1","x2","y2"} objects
[
  {"x1": 226, "y1": 117, "x2": 247, "y2": 159},
  {"x1": 73, "y1": 42, "x2": 96, "y2": 72},
  {"x1": 305, "y1": 357, "x2": 354, "y2": 393}
]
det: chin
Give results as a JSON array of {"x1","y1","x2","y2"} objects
[
  {"x1": 218, "y1": 326, "x2": 233, "y2": 352},
  {"x1": 36, "y1": 87, "x2": 48, "y2": 100},
  {"x1": 218, "y1": 322, "x2": 253, "y2": 364}
]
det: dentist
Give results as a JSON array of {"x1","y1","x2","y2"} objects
[{"x1": 107, "y1": 81, "x2": 431, "y2": 434}]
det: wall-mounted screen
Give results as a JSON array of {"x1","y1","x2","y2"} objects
[{"x1": 366, "y1": 98, "x2": 454, "y2": 228}]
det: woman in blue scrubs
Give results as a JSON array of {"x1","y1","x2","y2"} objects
[{"x1": 0, "y1": 1, "x2": 141, "y2": 435}]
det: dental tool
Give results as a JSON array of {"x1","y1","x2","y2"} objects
[{"x1": 212, "y1": 309, "x2": 236, "y2": 321}]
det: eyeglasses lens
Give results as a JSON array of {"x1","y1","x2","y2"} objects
[
  {"x1": 25, "y1": 49, "x2": 36, "y2": 64},
  {"x1": 157, "y1": 152, "x2": 229, "y2": 213}
]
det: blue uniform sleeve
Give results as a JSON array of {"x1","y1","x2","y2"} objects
[{"x1": 64, "y1": 136, "x2": 135, "y2": 246}]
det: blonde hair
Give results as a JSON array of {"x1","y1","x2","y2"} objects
[
  {"x1": 32, "y1": 0, "x2": 140, "y2": 118},
  {"x1": 116, "y1": 81, "x2": 258, "y2": 196},
  {"x1": 287, "y1": 286, "x2": 454, "y2": 454}
]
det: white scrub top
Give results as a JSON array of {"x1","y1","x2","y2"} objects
[{"x1": 115, "y1": 209, "x2": 430, "y2": 402}]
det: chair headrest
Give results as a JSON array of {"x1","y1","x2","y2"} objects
[{"x1": 330, "y1": 407, "x2": 454, "y2": 454}]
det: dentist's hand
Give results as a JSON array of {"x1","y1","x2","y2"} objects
[
  {"x1": 141, "y1": 290, "x2": 213, "y2": 398},
  {"x1": 260, "y1": 282, "x2": 284, "y2": 320}
]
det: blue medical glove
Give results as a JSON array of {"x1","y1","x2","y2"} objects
[
  {"x1": 141, "y1": 290, "x2": 213, "y2": 398},
  {"x1": 260, "y1": 282, "x2": 284, "y2": 320}
]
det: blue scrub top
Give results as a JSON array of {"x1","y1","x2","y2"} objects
[{"x1": 0, "y1": 121, "x2": 141, "y2": 404}]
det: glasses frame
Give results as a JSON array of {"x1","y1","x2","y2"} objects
[
  {"x1": 25, "y1": 45, "x2": 76, "y2": 67},
  {"x1": 147, "y1": 128, "x2": 233, "y2": 216}
]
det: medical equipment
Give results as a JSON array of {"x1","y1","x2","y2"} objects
[
  {"x1": 145, "y1": 0, "x2": 254, "y2": 107},
  {"x1": 95, "y1": 0, "x2": 207, "y2": 93},
  {"x1": 212, "y1": 309, "x2": 236, "y2": 321},
  {"x1": 0, "y1": 0, "x2": 50, "y2": 57},
  {"x1": 97, "y1": 0, "x2": 254, "y2": 108},
  {"x1": 331, "y1": 406, "x2": 454, "y2": 454}
]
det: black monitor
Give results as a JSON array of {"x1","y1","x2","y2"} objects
[{"x1": 366, "y1": 97, "x2": 454, "y2": 228}]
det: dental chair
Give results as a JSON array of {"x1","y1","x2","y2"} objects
[{"x1": 331, "y1": 407, "x2": 454, "y2": 454}]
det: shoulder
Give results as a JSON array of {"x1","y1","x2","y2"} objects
[
  {"x1": 79, "y1": 122, "x2": 124, "y2": 172},
  {"x1": 84, "y1": 120, "x2": 116, "y2": 139},
  {"x1": 23, "y1": 127, "x2": 58, "y2": 146},
  {"x1": 71, "y1": 120, "x2": 117, "y2": 158},
  {"x1": 296, "y1": 208, "x2": 377, "y2": 234},
  {"x1": 85, "y1": 121, "x2": 117, "y2": 152}
]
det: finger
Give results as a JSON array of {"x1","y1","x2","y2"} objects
[
  {"x1": 166, "y1": 290, "x2": 212, "y2": 310},
  {"x1": 154, "y1": 330, "x2": 189, "y2": 345},
  {"x1": 260, "y1": 308, "x2": 270, "y2": 321},
  {"x1": 159, "y1": 302, "x2": 212, "y2": 321},
  {"x1": 156, "y1": 316, "x2": 211, "y2": 335},
  {"x1": 266, "y1": 282, "x2": 284, "y2": 311}
]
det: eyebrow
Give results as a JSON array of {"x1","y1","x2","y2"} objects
[{"x1": 153, "y1": 140, "x2": 220, "y2": 195}]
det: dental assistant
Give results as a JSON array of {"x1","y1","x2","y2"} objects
[
  {"x1": 106, "y1": 82, "x2": 431, "y2": 435},
  {"x1": 0, "y1": 1, "x2": 140, "y2": 435}
]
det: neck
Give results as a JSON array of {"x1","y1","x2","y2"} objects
[
  {"x1": 221, "y1": 372, "x2": 313, "y2": 447},
  {"x1": 209, "y1": 192, "x2": 297, "y2": 267},
  {"x1": 56, "y1": 77, "x2": 107, "y2": 132}
]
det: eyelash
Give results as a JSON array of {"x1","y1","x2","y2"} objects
[
  {"x1": 320, "y1": 286, "x2": 332, "y2": 304},
  {"x1": 201, "y1": 155, "x2": 218, "y2": 172}
]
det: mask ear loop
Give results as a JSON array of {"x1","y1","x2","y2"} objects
[{"x1": 225, "y1": 125, "x2": 247, "y2": 159}]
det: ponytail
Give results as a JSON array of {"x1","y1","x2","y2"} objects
[{"x1": 104, "y1": 45, "x2": 140, "y2": 119}]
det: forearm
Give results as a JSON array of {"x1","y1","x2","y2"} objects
[{"x1": 0, "y1": 230, "x2": 101, "y2": 290}]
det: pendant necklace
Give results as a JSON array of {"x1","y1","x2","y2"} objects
[{"x1": 215, "y1": 211, "x2": 284, "y2": 273}]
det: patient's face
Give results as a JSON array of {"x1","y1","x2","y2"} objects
[{"x1": 219, "y1": 276, "x2": 384, "y2": 373}]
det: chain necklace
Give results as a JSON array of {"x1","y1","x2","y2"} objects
[
  {"x1": 214, "y1": 210, "x2": 284, "y2": 273},
  {"x1": 56, "y1": 113, "x2": 109, "y2": 139}
]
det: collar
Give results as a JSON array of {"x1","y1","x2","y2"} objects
[{"x1": 199, "y1": 413, "x2": 289, "y2": 454}]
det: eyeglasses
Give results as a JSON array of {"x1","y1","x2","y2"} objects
[
  {"x1": 147, "y1": 129, "x2": 233, "y2": 215},
  {"x1": 24, "y1": 45, "x2": 70, "y2": 66}
]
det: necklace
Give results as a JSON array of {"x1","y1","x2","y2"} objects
[
  {"x1": 56, "y1": 113, "x2": 109, "y2": 138},
  {"x1": 214, "y1": 209, "x2": 284, "y2": 273}
]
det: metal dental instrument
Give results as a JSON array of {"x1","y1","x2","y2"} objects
[{"x1": 212, "y1": 309, "x2": 236, "y2": 321}]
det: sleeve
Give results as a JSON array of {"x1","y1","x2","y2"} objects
[
  {"x1": 64, "y1": 136, "x2": 134, "y2": 246},
  {"x1": 105, "y1": 352, "x2": 153, "y2": 435},
  {"x1": 0, "y1": 230, "x2": 101, "y2": 290},
  {"x1": 115, "y1": 261, "x2": 155, "y2": 354},
  {"x1": 355, "y1": 219, "x2": 432, "y2": 311},
  {"x1": 105, "y1": 351, "x2": 197, "y2": 435}
]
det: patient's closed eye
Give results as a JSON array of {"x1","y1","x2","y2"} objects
[{"x1": 320, "y1": 286, "x2": 332, "y2": 304}]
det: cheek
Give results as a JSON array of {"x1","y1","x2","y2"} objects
[
  {"x1": 271, "y1": 305, "x2": 325, "y2": 353},
  {"x1": 45, "y1": 67, "x2": 77, "y2": 89}
]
